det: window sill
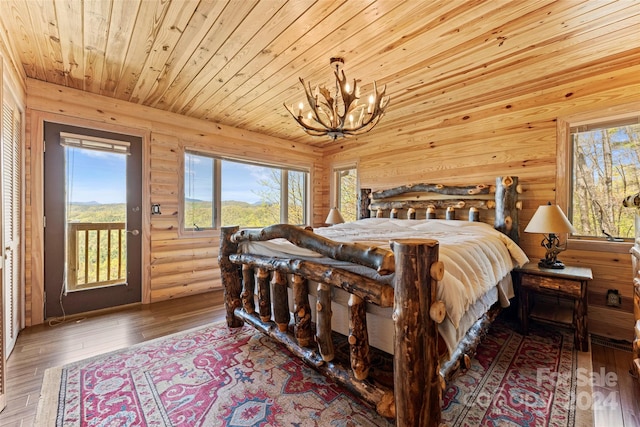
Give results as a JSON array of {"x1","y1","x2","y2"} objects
[{"x1": 568, "y1": 238, "x2": 633, "y2": 254}]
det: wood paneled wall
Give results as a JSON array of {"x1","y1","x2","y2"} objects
[
  {"x1": 18, "y1": 69, "x2": 640, "y2": 340},
  {"x1": 24, "y1": 79, "x2": 325, "y2": 325},
  {"x1": 325, "y1": 66, "x2": 640, "y2": 341}
]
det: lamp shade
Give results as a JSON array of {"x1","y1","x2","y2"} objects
[
  {"x1": 524, "y1": 204, "x2": 576, "y2": 234},
  {"x1": 325, "y1": 207, "x2": 345, "y2": 225}
]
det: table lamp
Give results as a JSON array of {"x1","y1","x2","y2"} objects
[
  {"x1": 325, "y1": 207, "x2": 344, "y2": 225},
  {"x1": 524, "y1": 203, "x2": 576, "y2": 269}
]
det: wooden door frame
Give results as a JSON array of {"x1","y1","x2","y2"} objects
[
  {"x1": 0, "y1": 57, "x2": 6, "y2": 413},
  {"x1": 27, "y1": 111, "x2": 151, "y2": 325}
]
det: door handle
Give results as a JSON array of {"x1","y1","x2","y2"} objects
[{"x1": 127, "y1": 229, "x2": 140, "y2": 236}]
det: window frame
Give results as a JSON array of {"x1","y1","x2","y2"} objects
[
  {"x1": 181, "y1": 149, "x2": 218, "y2": 235},
  {"x1": 331, "y1": 162, "x2": 358, "y2": 222},
  {"x1": 179, "y1": 148, "x2": 310, "y2": 237},
  {"x1": 556, "y1": 101, "x2": 640, "y2": 251},
  {"x1": 284, "y1": 168, "x2": 309, "y2": 226}
]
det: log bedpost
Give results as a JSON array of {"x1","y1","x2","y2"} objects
[
  {"x1": 359, "y1": 188, "x2": 372, "y2": 219},
  {"x1": 392, "y1": 238, "x2": 441, "y2": 427},
  {"x1": 257, "y1": 268, "x2": 272, "y2": 322},
  {"x1": 219, "y1": 226, "x2": 243, "y2": 328},
  {"x1": 349, "y1": 294, "x2": 371, "y2": 380},
  {"x1": 316, "y1": 283, "x2": 334, "y2": 361},
  {"x1": 241, "y1": 264, "x2": 256, "y2": 314},
  {"x1": 293, "y1": 274, "x2": 313, "y2": 347},
  {"x1": 494, "y1": 176, "x2": 520, "y2": 244},
  {"x1": 272, "y1": 270, "x2": 290, "y2": 332}
]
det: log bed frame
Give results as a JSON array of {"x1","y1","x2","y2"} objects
[{"x1": 219, "y1": 176, "x2": 521, "y2": 426}]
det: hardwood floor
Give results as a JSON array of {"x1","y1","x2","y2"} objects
[
  {"x1": 0, "y1": 291, "x2": 638, "y2": 426},
  {"x1": 592, "y1": 341, "x2": 640, "y2": 427},
  {"x1": 1, "y1": 291, "x2": 226, "y2": 427}
]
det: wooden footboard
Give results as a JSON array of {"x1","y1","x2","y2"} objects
[{"x1": 219, "y1": 225, "x2": 445, "y2": 426}]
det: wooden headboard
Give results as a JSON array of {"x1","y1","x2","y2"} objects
[{"x1": 358, "y1": 176, "x2": 522, "y2": 243}]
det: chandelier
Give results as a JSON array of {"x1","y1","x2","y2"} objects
[{"x1": 284, "y1": 57, "x2": 390, "y2": 140}]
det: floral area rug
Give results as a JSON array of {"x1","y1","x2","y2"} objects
[
  {"x1": 36, "y1": 323, "x2": 390, "y2": 427},
  {"x1": 442, "y1": 318, "x2": 593, "y2": 426},
  {"x1": 36, "y1": 318, "x2": 592, "y2": 426}
]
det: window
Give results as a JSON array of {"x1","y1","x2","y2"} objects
[
  {"x1": 569, "y1": 118, "x2": 639, "y2": 240},
  {"x1": 183, "y1": 151, "x2": 309, "y2": 231},
  {"x1": 287, "y1": 170, "x2": 307, "y2": 225},
  {"x1": 334, "y1": 166, "x2": 357, "y2": 222},
  {"x1": 184, "y1": 151, "x2": 215, "y2": 231}
]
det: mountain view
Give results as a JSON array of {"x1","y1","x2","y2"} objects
[{"x1": 68, "y1": 200, "x2": 287, "y2": 227}]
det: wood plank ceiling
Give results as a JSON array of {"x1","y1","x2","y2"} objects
[{"x1": 1, "y1": 0, "x2": 639, "y2": 148}]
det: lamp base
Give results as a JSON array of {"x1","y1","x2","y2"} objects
[{"x1": 538, "y1": 259, "x2": 566, "y2": 269}]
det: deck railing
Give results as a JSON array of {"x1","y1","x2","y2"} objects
[{"x1": 67, "y1": 222, "x2": 127, "y2": 291}]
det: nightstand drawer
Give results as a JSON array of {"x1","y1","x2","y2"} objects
[{"x1": 521, "y1": 274, "x2": 582, "y2": 297}]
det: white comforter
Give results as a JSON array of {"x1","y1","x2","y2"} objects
[{"x1": 240, "y1": 218, "x2": 529, "y2": 330}]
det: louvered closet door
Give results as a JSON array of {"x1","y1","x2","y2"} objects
[{"x1": 2, "y1": 97, "x2": 21, "y2": 358}]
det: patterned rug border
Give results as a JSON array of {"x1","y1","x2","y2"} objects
[
  {"x1": 35, "y1": 321, "x2": 595, "y2": 426},
  {"x1": 572, "y1": 337, "x2": 594, "y2": 427}
]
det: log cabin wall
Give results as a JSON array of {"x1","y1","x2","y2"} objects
[
  {"x1": 24, "y1": 79, "x2": 325, "y2": 326},
  {"x1": 17, "y1": 70, "x2": 640, "y2": 339},
  {"x1": 324, "y1": 68, "x2": 640, "y2": 341},
  {"x1": 3, "y1": 0, "x2": 637, "y2": 342}
]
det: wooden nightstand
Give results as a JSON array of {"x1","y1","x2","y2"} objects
[{"x1": 514, "y1": 262, "x2": 592, "y2": 352}]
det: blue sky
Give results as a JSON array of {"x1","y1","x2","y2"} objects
[
  {"x1": 186, "y1": 156, "x2": 275, "y2": 203},
  {"x1": 221, "y1": 161, "x2": 273, "y2": 203},
  {"x1": 66, "y1": 148, "x2": 126, "y2": 204},
  {"x1": 66, "y1": 148, "x2": 276, "y2": 203},
  {"x1": 68, "y1": 148, "x2": 274, "y2": 204}
]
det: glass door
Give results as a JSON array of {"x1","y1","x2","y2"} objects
[
  {"x1": 43, "y1": 122, "x2": 142, "y2": 318},
  {"x1": 63, "y1": 133, "x2": 130, "y2": 291}
]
